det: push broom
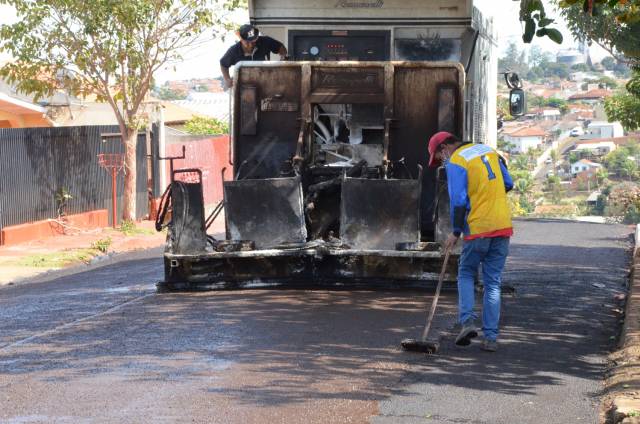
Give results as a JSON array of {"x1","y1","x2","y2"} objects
[{"x1": 401, "y1": 245, "x2": 452, "y2": 354}]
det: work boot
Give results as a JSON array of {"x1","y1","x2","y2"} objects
[
  {"x1": 480, "y1": 339, "x2": 498, "y2": 352},
  {"x1": 455, "y1": 319, "x2": 478, "y2": 346}
]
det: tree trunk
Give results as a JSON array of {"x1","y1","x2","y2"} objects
[{"x1": 122, "y1": 128, "x2": 137, "y2": 222}]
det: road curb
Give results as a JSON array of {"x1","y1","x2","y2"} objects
[{"x1": 607, "y1": 224, "x2": 640, "y2": 423}]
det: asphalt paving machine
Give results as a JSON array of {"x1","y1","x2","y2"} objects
[{"x1": 156, "y1": 0, "x2": 511, "y2": 290}]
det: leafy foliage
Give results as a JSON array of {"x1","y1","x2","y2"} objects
[
  {"x1": 603, "y1": 141, "x2": 640, "y2": 178},
  {"x1": 519, "y1": 0, "x2": 564, "y2": 44},
  {"x1": 553, "y1": 0, "x2": 640, "y2": 64},
  {"x1": 601, "y1": 56, "x2": 616, "y2": 70},
  {"x1": 605, "y1": 69, "x2": 640, "y2": 131},
  {"x1": 605, "y1": 181, "x2": 640, "y2": 223},
  {"x1": 498, "y1": 42, "x2": 529, "y2": 75},
  {"x1": 184, "y1": 116, "x2": 229, "y2": 135},
  {"x1": 155, "y1": 86, "x2": 188, "y2": 101}
]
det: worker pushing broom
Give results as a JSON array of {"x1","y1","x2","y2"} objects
[{"x1": 402, "y1": 132, "x2": 514, "y2": 354}]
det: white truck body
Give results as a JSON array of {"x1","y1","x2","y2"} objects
[{"x1": 248, "y1": 0, "x2": 497, "y2": 147}]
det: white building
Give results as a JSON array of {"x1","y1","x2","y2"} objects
[
  {"x1": 541, "y1": 109, "x2": 561, "y2": 121},
  {"x1": 572, "y1": 141, "x2": 617, "y2": 156},
  {"x1": 557, "y1": 49, "x2": 586, "y2": 66},
  {"x1": 502, "y1": 126, "x2": 547, "y2": 153},
  {"x1": 582, "y1": 121, "x2": 624, "y2": 140},
  {"x1": 571, "y1": 159, "x2": 602, "y2": 176}
]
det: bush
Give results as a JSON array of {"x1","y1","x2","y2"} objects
[
  {"x1": 605, "y1": 182, "x2": 640, "y2": 223},
  {"x1": 91, "y1": 237, "x2": 112, "y2": 253},
  {"x1": 184, "y1": 116, "x2": 229, "y2": 135}
]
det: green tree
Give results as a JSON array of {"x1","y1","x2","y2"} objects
[
  {"x1": 499, "y1": 41, "x2": 529, "y2": 76},
  {"x1": 155, "y1": 87, "x2": 188, "y2": 101},
  {"x1": 545, "y1": 175, "x2": 563, "y2": 204},
  {"x1": 569, "y1": 151, "x2": 581, "y2": 164},
  {"x1": 614, "y1": 62, "x2": 632, "y2": 78},
  {"x1": 184, "y1": 116, "x2": 229, "y2": 135},
  {"x1": 596, "y1": 167, "x2": 609, "y2": 187},
  {"x1": 512, "y1": 154, "x2": 532, "y2": 171},
  {"x1": 604, "y1": 144, "x2": 639, "y2": 178},
  {"x1": 497, "y1": 138, "x2": 515, "y2": 152},
  {"x1": 595, "y1": 76, "x2": 618, "y2": 89},
  {"x1": 545, "y1": 97, "x2": 568, "y2": 114},
  {"x1": 544, "y1": 62, "x2": 571, "y2": 79},
  {"x1": 601, "y1": 56, "x2": 616, "y2": 70},
  {"x1": 497, "y1": 96, "x2": 514, "y2": 122},
  {"x1": 553, "y1": 0, "x2": 640, "y2": 64},
  {"x1": 528, "y1": 45, "x2": 552, "y2": 68},
  {"x1": 605, "y1": 70, "x2": 640, "y2": 131},
  {"x1": 571, "y1": 63, "x2": 590, "y2": 72},
  {"x1": 550, "y1": 149, "x2": 559, "y2": 174},
  {"x1": 0, "y1": 0, "x2": 244, "y2": 220},
  {"x1": 514, "y1": 173, "x2": 535, "y2": 213}
]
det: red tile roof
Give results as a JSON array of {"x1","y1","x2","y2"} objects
[
  {"x1": 575, "y1": 135, "x2": 640, "y2": 146},
  {"x1": 568, "y1": 89, "x2": 613, "y2": 101},
  {"x1": 505, "y1": 126, "x2": 547, "y2": 137}
]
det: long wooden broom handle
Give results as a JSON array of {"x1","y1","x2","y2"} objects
[{"x1": 420, "y1": 246, "x2": 451, "y2": 342}]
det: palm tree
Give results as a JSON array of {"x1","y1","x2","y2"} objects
[
  {"x1": 595, "y1": 168, "x2": 609, "y2": 187},
  {"x1": 621, "y1": 160, "x2": 638, "y2": 181},
  {"x1": 512, "y1": 155, "x2": 530, "y2": 171}
]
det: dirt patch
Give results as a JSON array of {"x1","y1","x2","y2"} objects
[{"x1": 603, "y1": 249, "x2": 640, "y2": 423}]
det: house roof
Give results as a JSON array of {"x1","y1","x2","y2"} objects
[
  {"x1": 568, "y1": 89, "x2": 612, "y2": 101},
  {"x1": 172, "y1": 92, "x2": 230, "y2": 121},
  {"x1": 569, "y1": 103, "x2": 593, "y2": 111},
  {"x1": 575, "y1": 135, "x2": 640, "y2": 146},
  {"x1": 505, "y1": 126, "x2": 547, "y2": 137},
  {"x1": 52, "y1": 99, "x2": 197, "y2": 126},
  {"x1": 573, "y1": 159, "x2": 602, "y2": 167},
  {"x1": 0, "y1": 92, "x2": 46, "y2": 115},
  {"x1": 574, "y1": 142, "x2": 615, "y2": 151}
]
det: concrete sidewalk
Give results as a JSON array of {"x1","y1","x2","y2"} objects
[{"x1": 0, "y1": 220, "x2": 167, "y2": 286}]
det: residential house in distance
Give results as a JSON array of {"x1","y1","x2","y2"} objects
[
  {"x1": 172, "y1": 91, "x2": 230, "y2": 122},
  {"x1": 0, "y1": 80, "x2": 52, "y2": 128},
  {"x1": 557, "y1": 48, "x2": 586, "y2": 66},
  {"x1": 571, "y1": 158, "x2": 602, "y2": 177},
  {"x1": 540, "y1": 108, "x2": 561, "y2": 121},
  {"x1": 582, "y1": 121, "x2": 624, "y2": 140},
  {"x1": 568, "y1": 88, "x2": 612, "y2": 105},
  {"x1": 502, "y1": 125, "x2": 547, "y2": 153},
  {"x1": 571, "y1": 139, "x2": 617, "y2": 160}
]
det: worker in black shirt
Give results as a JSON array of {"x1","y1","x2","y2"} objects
[{"x1": 220, "y1": 24, "x2": 287, "y2": 89}]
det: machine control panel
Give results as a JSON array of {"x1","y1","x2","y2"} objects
[{"x1": 289, "y1": 30, "x2": 390, "y2": 61}]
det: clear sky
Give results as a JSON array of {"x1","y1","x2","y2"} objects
[{"x1": 0, "y1": 1, "x2": 611, "y2": 84}]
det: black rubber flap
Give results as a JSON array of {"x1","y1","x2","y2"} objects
[
  {"x1": 224, "y1": 177, "x2": 307, "y2": 249},
  {"x1": 171, "y1": 181, "x2": 207, "y2": 254},
  {"x1": 340, "y1": 177, "x2": 420, "y2": 250}
]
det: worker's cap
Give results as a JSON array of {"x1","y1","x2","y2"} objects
[
  {"x1": 239, "y1": 24, "x2": 259, "y2": 42},
  {"x1": 427, "y1": 131, "x2": 455, "y2": 168}
]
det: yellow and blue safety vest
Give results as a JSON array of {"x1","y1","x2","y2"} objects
[{"x1": 446, "y1": 143, "x2": 514, "y2": 240}]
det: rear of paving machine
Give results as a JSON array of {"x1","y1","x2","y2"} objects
[{"x1": 158, "y1": 0, "x2": 498, "y2": 290}]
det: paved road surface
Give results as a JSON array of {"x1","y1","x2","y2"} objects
[{"x1": 0, "y1": 220, "x2": 632, "y2": 423}]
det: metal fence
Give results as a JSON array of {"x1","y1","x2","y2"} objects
[{"x1": 0, "y1": 125, "x2": 150, "y2": 229}]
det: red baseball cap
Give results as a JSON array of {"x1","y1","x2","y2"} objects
[{"x1": 427, "y1": 131, "x2": 455, "y2": 168}]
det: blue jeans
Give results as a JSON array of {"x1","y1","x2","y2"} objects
[{"x1": 457, "y1": 236, "x2": 510, "y2": 342}]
